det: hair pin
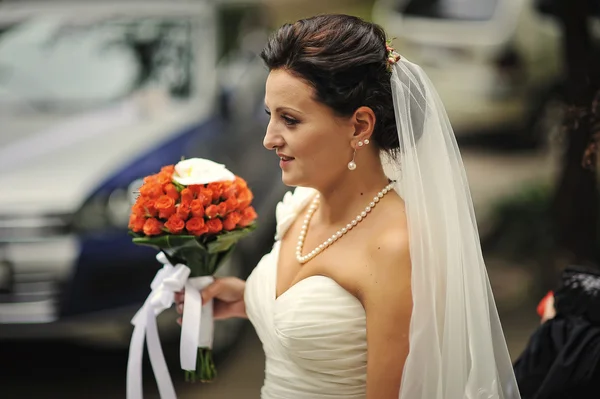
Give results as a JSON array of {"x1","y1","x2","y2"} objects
[{"x1": 386, "y1": 38, "x2": 401, "y2": 71}]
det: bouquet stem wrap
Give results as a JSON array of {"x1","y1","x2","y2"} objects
[
  {"x1": 126, "y1": 253, "x2": 217, "y2": 399},
  {"x1": 126, "y1": 226, "x2": 255, "y2": 398}
]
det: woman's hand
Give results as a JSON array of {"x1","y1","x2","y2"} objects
[
  {"x1": 175, "y1": 277, "x2": 247, "y2": 325},
  {"x1": 541, "y1": 294, "x2": 556, "y2": 324},
  {"x1": 537, "y1": 291, "x2": 556, "y2": 324}
]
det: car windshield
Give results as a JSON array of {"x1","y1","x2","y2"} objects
[
  {"x1": 0, "y1": 15, "x2": 196, "y2": 111},
  {"x1": 398, "y1": 0, "x2": 499, "y2": 21}
]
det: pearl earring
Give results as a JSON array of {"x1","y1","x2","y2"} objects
[
  {"x1": 347, "y1": 139, "x2": 369, "y2": 171},
  {"x1": 348, "y1": 148, "x2": 357, "y2": 170}
]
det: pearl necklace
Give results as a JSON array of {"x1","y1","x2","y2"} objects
[{"x1": 296, "y1": 182, "x2": 396, "y2": 264}]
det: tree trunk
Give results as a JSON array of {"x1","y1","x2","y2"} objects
[{"x1": 552, "y1": 0, "x2": 599, "y2": 270}]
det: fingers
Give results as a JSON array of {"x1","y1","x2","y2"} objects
[
  {"x1": 175, "y1": 280, "x2": 216, "y2": 321},
  {"x1": 176, "y1": 282, "x2": 213, "y2": 325},
  {"x1": 201, "y1": 279, "x2": 222, "y2": 305},
  {"x1": 175, "y1": 290, "x2": 185, "y2": 315},
  {"x1": 541, "y1": 296, "x2": 556, "y2": 323}
]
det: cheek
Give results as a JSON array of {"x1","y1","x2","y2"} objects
[
  {"x1": 290, "y1": 121, "x2": 349, "y2": 169},
  {"x1": 304, "y1": 136, "x2": 347, "y2": 169}
]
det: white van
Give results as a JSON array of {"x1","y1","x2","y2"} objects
[{"x1": 373, "y1": 0, "x2": 564, "y2": 146}]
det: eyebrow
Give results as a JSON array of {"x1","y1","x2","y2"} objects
[{"x1": 264, "y1": 103, "x2": 304, "y2": 114}]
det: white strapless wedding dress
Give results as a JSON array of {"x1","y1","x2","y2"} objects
[{"x1": 245, "y1": 187, "x2": 368, "y2": 399}]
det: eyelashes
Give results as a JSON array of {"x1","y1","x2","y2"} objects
[
  {"x1": 282, "y1": 116, "x2": 299, "y2": 126},
  {"x1": 265, "y1": 109, "x2": 299, "y2": 126}
]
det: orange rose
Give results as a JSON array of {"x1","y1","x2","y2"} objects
[
  {"x1": 221, "y1": 181, "x2": 233, "y2": 197},
  {"x1": 132, "y1": 202, "x2": 146, "y2": 218},
  {"x1": 188, "y1": 184, "x2": 202, "y2": 196},
  {"x1": 207, "y1": 182, "x2": 224, "y2": 201},
  {"x1": 199, "y1": 187, "x2": 214, "y2": 206},
  {"x1": 190, "y1": 199, "x2": 205, "y2": 218},
  {"x1": 206, "y1": 218, "x2": 223, "y2": 234},
  {"x1": 236, "y1": 189, "x2": 253, "y2": 210},
  {"x1": 234, "y1": 176, "x2": 248, "y2": 190},
  {"x1": 223, "y1": 211, "x2": 242, "y2": 231},
  {"x1": 217, "y1": 202, "x2": 228, "y2": 217},
  {"x1": 160, "y1": 165, "x2": 175, "y2": 175},
  {"x1": 155, "y1": 195, "x2": 176, "y2": 219},
  {"x1": 140, "y1": 182, "x2": 163, "y2": 199},
  {"x1": 143, "y1": 199, "x2": 158, "y2": 217},
  {"x1": 129, "y1": 213, "x2": 146, "y2": 232},
  {"x1": 225, "y1": 196, "x2": 238, "y2": 212},
  {"x1": 164, "y1": 214, "x2": 185, "y2": 234},
  {"x1": 177, "y1": 203, "x2": 191, "y2": 220},
  {"x1": 238, "y1": 206, "x2": 257, "y2": 227},
  {"x1": 186, "y1": 217, "x2": 208, "y2": 236},
  {"x1": 223, "y1": 185, "x2": 237, "y2": 200},
  {"x1": 143, "y1": 174, "x2": 158, "y2": 184},
  {"x1": 180, "y1": 188, "x2": 194, "y2": 205},
  {"x1": 156, "y1": 173, "x2": 171, "y2": 186},
  {"x1": 205, "y1": 204, "x2": 219, "y2": 219},
  {"x1": 164, "y1": 183, "x2": 180, "y2": 201},
  {"x1": 143, "y1": 218, "x2": 163, "y2": 236}
]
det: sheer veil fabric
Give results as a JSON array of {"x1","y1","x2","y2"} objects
[{"x1": 385, "y1": 59, "x2": 520, "y2": 399}]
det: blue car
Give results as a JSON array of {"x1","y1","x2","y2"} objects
[{"x1": 0, "y1": 0, "x2": 286, "y2": 351}]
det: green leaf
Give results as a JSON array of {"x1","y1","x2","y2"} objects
[
  {"x1": 130, "y1": 223, "x2": 257, "y2": 276},
  {"x1": 132, "y1": 234, "x2": 203, "y2": 249},
  {"x1": 206, "y1": 224, "x2": 257, "y2": 254},
  {"x1": 173, "y1": 180, "x2": 186, "y2": 192},
  {"x1": 128, "y1": 231, "x2": 144, "y2": 239}
]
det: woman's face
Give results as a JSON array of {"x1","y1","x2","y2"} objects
[{"x1": 263, "y1": 69, "x2": 354, "y2": 188}]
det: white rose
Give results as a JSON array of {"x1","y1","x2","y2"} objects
[{"x1": 172, "y1": 158, "x2": 235, "y2": 186}]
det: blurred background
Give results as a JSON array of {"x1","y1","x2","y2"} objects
[{"x1": 0, "y1": 0, "x2": 598, "y2": 397}]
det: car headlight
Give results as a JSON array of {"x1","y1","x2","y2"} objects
[{"x1": 72, "y1": 179, "x2": 143, "y2": 232}]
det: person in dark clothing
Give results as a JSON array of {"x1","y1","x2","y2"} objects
[{"x1": 514, "y1": 265, "x2": 600, "y2": 398}]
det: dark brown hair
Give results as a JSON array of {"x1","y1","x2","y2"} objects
[{"x1": 260, "y1": 14, "x2": 399, "y2": 153}]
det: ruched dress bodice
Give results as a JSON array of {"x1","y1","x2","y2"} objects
[{"x1": 244, "y1": 187, "x2": 368, "y2": 399}]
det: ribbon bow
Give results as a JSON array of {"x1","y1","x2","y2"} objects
[{"x1": 126, "y1": 253, "x2": 214, "y2": 399}]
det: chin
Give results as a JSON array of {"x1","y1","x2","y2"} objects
[
  {"x1": 280, "y1": 172, "x2": 297, "y2": 187},
  {"x1": 281, "y1": 171, "x2": 307, "y2": 188}
]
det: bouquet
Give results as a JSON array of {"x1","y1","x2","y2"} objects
[{"x1": 126, "y1": 158, "x2": 257, "y2": 399}]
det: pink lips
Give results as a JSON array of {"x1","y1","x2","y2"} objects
[
  {"x1": 278, "y1": 154, "x2": 294, "y2": 168},
  {"x1": 277, "y1": 153, "x2": 294, "y2": 161}
]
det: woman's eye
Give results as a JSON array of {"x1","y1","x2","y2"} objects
[
  {"x1": 264, "y1": 109, "x2": 298, "y2": 126},
  {"x1": 282, "y1": 115, "x2": 299, "y2": 126}
]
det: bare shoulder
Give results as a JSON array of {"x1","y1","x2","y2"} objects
[
  {"x1": 357, "y1": 194, "x2": 412, "y2": 303},
  {"x1": 368, "y1": 195, "x2": 411, "y2": 276},
  {"x1": 359, "y1": 195, "x2": 412, "y2": 398}
]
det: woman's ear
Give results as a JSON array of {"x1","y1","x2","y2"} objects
[{"x1": 351, "y1": 106, "x2": 376, "y2": 144}]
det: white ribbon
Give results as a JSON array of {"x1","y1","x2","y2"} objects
[{"x1": 126, "y1": 253, "x2": 215, "y2": 399}]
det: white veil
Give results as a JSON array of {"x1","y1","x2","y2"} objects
[{"x1": 384, "y1": 58, "x2": 521, "y2": 398}]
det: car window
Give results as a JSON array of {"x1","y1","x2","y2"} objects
[{"x1": 0, "y1": 15, "x2": 197, "y2": 110}]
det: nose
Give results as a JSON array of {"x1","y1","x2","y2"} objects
[{"x1": 263, "y1": 120, "x2": 284, "y2": 151}]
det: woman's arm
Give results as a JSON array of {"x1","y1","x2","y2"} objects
[{"x1": 361, "y1": 230, "x2": 412, "y2": 399}]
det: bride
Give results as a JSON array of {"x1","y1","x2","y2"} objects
[{"x1": 176, "y1": 14, "x2": 520, "y2": 399}]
